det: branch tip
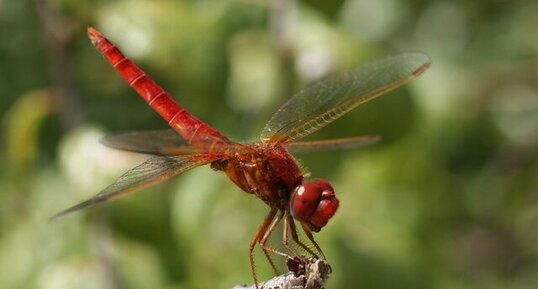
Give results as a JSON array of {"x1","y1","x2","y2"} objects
[{"x1": 232, "y1": 258, "x2": 331, "y2": 289}]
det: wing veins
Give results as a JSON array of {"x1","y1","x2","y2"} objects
[
  {"x1": 262, "y1": 52, "x2": 431, "y2": 144},
  {"x1": 283, "y1": 78, "x2": 397, "y2": 142},
  {"x1": 285, "y1": 135, "x2": 381, "y2": 153},
  {"x1": 50, "y1": 154, "x2": 218, "y2": 220}
]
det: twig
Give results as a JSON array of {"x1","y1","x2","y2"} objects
[
  {"x1": 232, "y1": 259, "x2": 331, "y2": 289},
  {"x1": 33, "y1": 0, "x2": 83, "y2": 130}
]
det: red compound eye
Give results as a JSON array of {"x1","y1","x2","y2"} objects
[{"x1": 290, "y1": 179, "x2": 339, "y2": 232}]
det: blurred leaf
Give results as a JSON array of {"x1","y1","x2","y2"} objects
[{"x1": 5, "y1": 89, "x2": 54, "y2": 172}]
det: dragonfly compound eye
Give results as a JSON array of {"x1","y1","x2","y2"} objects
[{"x1": 290, "y1": 179, "x2": 339, "y2": 232}]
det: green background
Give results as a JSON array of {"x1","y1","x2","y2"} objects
[{"x1": 1, "y1": 0, "x2": 537, "y2": 288}]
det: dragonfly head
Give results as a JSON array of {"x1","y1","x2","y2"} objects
[{"x1": 289, "y1": 179, "x2": 339, "y2": 232}]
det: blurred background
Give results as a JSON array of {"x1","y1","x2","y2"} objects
[{"x1": 1, "y1": 0, "x2": 538, "y2": 288}]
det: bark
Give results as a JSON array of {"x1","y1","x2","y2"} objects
[{"x1": 232, "y1": 259, "x2": 331, "y2": 289}]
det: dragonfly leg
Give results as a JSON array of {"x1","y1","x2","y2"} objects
[
  {"x1": 249, "y1": 208, "x2": 277, "y2": 289},
  {"x1": 258, "y1": 210, "x2": 289, "y2": 275},
  {"x1": 300, "y1": 222, "x2": 326, "y2": 259},
  {"x1": 285, "y1": 212, "x2": 318, "y2": 257},
  {"x1": 282, "y1": 213, "x2": 298, "y2": 258}
]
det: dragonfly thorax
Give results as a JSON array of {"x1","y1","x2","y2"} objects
[
  {"x1": 210, "y1": 145, "x2": 339, "y2": 232},
  {"x1": 210, "y1": 145, "x2": 304, "y2": 210}
]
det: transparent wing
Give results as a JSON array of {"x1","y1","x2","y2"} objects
[
  {"x1": 261, "y1": 52, "x2": 430, "y2": 144},
  {"x1": 101, "y1": 129, "x2": 198, "y2": 155},
  {"x1": 284, "y1": 136, "x2": 381, "y2": 153},
  {"x1": 101, "y1": 129, "x2": 248, "y2": 155},
  {"x1": 50, "y1": 154, "x2": 219, "y2": 220}
]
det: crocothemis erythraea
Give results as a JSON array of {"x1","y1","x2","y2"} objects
[{"x1": 53, "y1": 27, "x2": 430, "y2": 287}]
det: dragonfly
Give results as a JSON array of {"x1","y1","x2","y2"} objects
[{"x1": 53, "y1": 27, "x2": 430, "y2": 287}]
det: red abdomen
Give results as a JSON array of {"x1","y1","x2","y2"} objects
[{"x1": 87, "y1": 28, "x2": 229, "y2": 148}]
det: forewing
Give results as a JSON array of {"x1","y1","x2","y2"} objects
[
  {"x1": 284, "y1": 136, "x2": 381, "y2": 153},
  {"x1": 50, "y1": 154, "x2": 219, "y2": 220},
  {"x1": 261, "y1": 52, "x2": 430, "y2": 144},
  {"x1": 101, "y1": 129, "x2": 199, "y2": 155},
  {"x1": 101, "y1": 129, "x2": 248, "y2": 155}
]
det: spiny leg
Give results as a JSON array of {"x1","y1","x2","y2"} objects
[
  {"x1": 284, "y1": 211, "x2": 318, "y2": 257},
  {"x1": 281, "y1": 212, "x2": 295, "y2": 257},
  {"x1": 249, "y1": 208, "x2": 277, "y2": 289},
  {"x1": 301, "y1": 222, "x2": 326, "y2": 259},
  {"x1": 258, "y1": 210, "x2": 288, "y2": 275}
]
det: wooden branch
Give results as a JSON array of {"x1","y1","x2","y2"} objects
[
  {"x1": 33, "y1": 0, "x2": 83, "y2": 130},
  {"x1": 232, "y1": 259, "x2": 331, "y2": 289}
]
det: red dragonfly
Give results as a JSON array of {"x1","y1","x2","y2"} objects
[{"x1": 53, "y1": 27, "x2": 430, "y2": 286}]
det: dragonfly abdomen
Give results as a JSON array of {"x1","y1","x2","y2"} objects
[{"x1": 87, "y1": 27, "x2": 229, "y2": 148}]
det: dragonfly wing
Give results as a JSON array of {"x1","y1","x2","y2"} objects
[
  {"x1": 50, "y1": 154, "x2": 220, "y2": 220},
  {"x1": 284, "y1": 136, "x2": 381, "y2": 153},
  {"x1": 101, "y1": 129, "x2": 200, "y2": 155},
  {"x1": 261, "y1": 52, "x2": 430, "y2": 144}
]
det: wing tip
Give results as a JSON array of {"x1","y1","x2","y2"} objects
[
  {"x1": 403, "y1": 51, "x2": 432, "y2": 76},
  {"x1": 49, "y1": 197, "x2": 105, "y2": 222},
  {"x1": 48, "y1": 207, "x2": 76, "y2": 222},
  {"x1": 48, "y1": 209, "x2": 72, "y2": 222},
  {"x1": 413, "y1": 62, "x2": 431, "y2": 77}
]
